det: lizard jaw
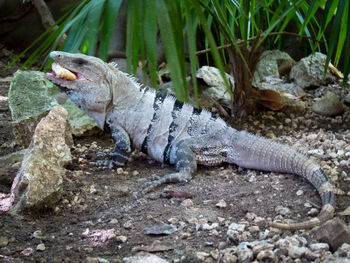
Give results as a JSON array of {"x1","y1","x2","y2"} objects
[{"x1": 46, "y1": 62, "x2": 89, "y2": 88}]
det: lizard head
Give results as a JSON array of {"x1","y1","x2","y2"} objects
[{"x1": 46, "y1": 51, "x2": 113, "y2": 129}]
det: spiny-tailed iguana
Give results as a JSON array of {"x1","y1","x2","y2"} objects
[{"x1": 46, "y1": 51, "x2": 336, "y2": 230}]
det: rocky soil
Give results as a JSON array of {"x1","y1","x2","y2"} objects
[{"x1": 0, "y1": 46, "x2": 350, "y2": 262}]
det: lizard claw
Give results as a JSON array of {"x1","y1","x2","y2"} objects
[{"x1": 90, "y1": 160, "x2": 115, "y2": 169}]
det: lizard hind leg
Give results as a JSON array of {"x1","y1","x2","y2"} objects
[{"x1": 141, "y1": 140, "x2": 197, "y2": 195}]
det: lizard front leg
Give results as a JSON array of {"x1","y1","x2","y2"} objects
[
  {"x1": 98, "y1": 124, "x2": 132, "y2": 169},
  {"x1": 141, "y1": 140, "x2": 197, "y2": 195}
]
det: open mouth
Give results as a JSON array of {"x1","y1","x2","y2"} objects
[{"x1": 46, "y1": 63, "x2": 87, "y2": 82}]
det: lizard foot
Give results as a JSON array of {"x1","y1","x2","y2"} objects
[
  {"x1": 92, "y1": 159, "x2": 115, "y2": 169},
  {"x1": 140, "y1": 172, "x2": 192, "y2": 196},
  {"x1": 91, "y1": 152, "x2": 129, "y2": 169}
]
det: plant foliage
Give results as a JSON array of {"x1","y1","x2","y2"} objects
[{"x1": 9, "y1": 0, "x2": 350, "y2": 105}]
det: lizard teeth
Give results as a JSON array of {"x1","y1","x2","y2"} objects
[{"x1": 52, "y1": 62, "x2": 77, "y2": 80}]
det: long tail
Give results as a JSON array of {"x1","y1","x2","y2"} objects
[{"x1": 230, "y1": 131, "x2": 336, "y2": 230}]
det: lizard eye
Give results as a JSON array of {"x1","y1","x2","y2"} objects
[{"x1": 73, "y1": 59, "x2": 87, "y2": 66}]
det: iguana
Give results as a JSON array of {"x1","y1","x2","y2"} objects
[{"x1": 46, "y1": 51, "x2": 336, "y2": 230}]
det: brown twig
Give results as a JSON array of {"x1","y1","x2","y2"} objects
[
  {"x1": 195, "y1": 31, "x2": 318, "y2": 56},
  {"x1": 209, "y1": 97, "x2": 230, "y2": 118},
  {"x1": 0, "y1": 4, "x2": 32, "y2": 22},
  {"x1": 31, "y1": 0, "x2": 66, "y2": 45}
]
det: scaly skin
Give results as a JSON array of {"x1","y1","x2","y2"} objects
[{"x1": 46, "y1": 51, "x2": 336, "y2": 230}]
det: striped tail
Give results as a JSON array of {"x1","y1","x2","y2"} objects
[{"x1": 230, "y1": 131, "x2": 336, "y2": 230}]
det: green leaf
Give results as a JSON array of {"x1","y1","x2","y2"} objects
[
  {"x1": 260, "y1": 0, "x2": 303, "y2": 48},
  {"x1": 324, "y1": 0, "x2": 346, "y2": 74},
  {"x1": 99, "y1": 0, "x2": 122, "y2": 61},
  {"x1": 126, "y1": 0, "x2": 140, "y2": 74},
  {"x1": 342, "y1": 6, "x2": 350, "y2": 87},
  {"x1": 64, "y1": 8, "x2": 89, "y2": 52},
  {"x1": 156, "y1": 0, "x2": 187, "y2": 101},
  {"x1": 83, "y1": 0, "x2": 105, "y2": 55},
  {"x1": 334, "y1": 0, "x2": 348, "y2": 66},
  {"x1": 143, "y1": 0, "x2": 158, "y2": 89},
  {"x1": 299, "y1": 0, "x2": 319, "y2": 35},
  {"x1": 137, "y1": 0, "x2": 146, "y2": 79},
  {"x1": 194, "y1": 0, "x2": 231, "y2": 97},
  {"x1": 318, "y1": 0, "x2": 339, "y2": 41},
  {"x1": 184, "y1": 1, "x2": 199, "y2": 107}
]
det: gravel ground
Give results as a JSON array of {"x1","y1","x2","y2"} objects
[{"x1": 0, "y1": 47, "x2": 350, "y2": 262}]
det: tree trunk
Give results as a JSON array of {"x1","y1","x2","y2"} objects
[{"x1": 227, "y1": 45, "x2": 261, "y2": 117}]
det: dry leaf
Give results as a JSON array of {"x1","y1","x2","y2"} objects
[
  {"x1": 327, "y1": 62, "x2": 344, "y2": 79},
  {"x1": 258, "y1": 89, "x2": 284, "y2": 111},
  {"x1": 338, "y1": 206, "x2": 350, "y2": 216}
]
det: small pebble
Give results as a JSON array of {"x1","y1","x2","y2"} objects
[
  {"x1": 181, "y1": 199, "x2": 193, "y2": 207},
  {"x1": 215, "y1": 199, "x2": 227, "y2": 208},
  {"x1": 116, "y1": 235, "x2": 127, "y2": 243},
  {"x1": 275, "y1": 205, "x2": 290, "y2": 216},
  {"x1": 257, "y1": 250, "x2": 275, "y2": 261},
  {"x1": 196, "y1": 251, "x2": 209, "y2": 260},
  {"x1": 296, "y1": 190, "x2": 303, "y2": 196},
  {"x1": 36, "y1": 243, "x2": 46, "y2": 251},
  {"x1": 109, "y1": 218, "x2": 119, "y2": 224},
  {"x1": 308, "y1": 208, "x2": 319, "y2": 216},
  {"x1": 0, "y1": 236, "x2": 9, "y2": 247}
]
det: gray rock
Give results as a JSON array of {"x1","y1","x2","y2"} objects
[
  {"x1": 257, "y1": 77, "x2": 305, "y2": 97},
  {"x1": 256, "y1": 77, "x2": 307, "y2": 113},
  {"x1": 309, "y1": 242, "x2": 329, "y2": 252},
  {"x1": 196, "y1": 251, "x2": 209, "y2": 261},
  {"x1": 256, "y1": 249, "x2": 275, "y2": 261},
  {"x1": 237, "y1": 247, "x2": 253, "y2": 262},
  {"x1": 344, "y1": 94, "x2": 350, "y2": 105},
  {"x1": 143, "y1": 222, "x2": 177, "y2": 235},
  {"x1": 252, "y1": 243, "x2": 275, "y2": 254},
  {"x1": 8, "y1": 70, "x2": 100, "y2": 147},
  {"x1": 84, "y1": 257, "x2": 109, "y2": 263},
  {"x1": 123, "y1": 252, "x2": 169, "y2": 263},
  {"x1": 196, "y1": 66, "x2": 234, "y2": 88},
  {"x1": 196, "y1": 66, "x2": 234, "y2": 103},
  {"x1": 304, "y1": 250, "x2": 321, "y2": 261},
  {"x1": 290, "y1": 52, "x2": 337, "y2": 88},
  {"x1": 312, "y1": 91, "x2": 344, "y2": 117},
  {"x1": 10, "y1": 107, "x2": 72, "y2": 212},
  {"x1": 254, "y1": 50, "x2": 296, "y2": 85},
  {"x1": 227, "y1": 223, "x2": 246, "y2": 242},
  {"x1": 220, "y1": 247, "x2": 237, "y2": 262},
  {"x1": 308, "y1": 218, "x2": 350, "y2": 250},
  {"x1": 227, "y1": 223, "x2": 246, "y2": 232},
  {"x1": 276, "y1": 235, "x2": 302, "y2": 249},
  {"x1": 334, "y1": 243, "x2": 350, "y2": 258},
  {"x1": 63, "y1": 100, "x2": 101, "y2": 136},
  {"x1": 288, "y1": 246, "x2": 308, "y2": 258},
  {"x1": 9, "y1": 70, "x2": 59, "y2": 147}
]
